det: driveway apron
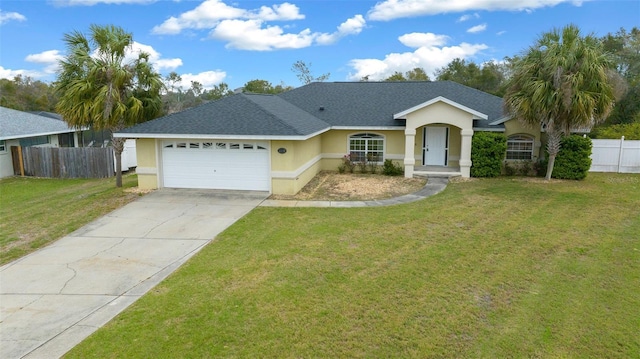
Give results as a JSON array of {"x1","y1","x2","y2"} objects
[{"x1": 0, "y1": 189, "x2": 267, "y2": 359}]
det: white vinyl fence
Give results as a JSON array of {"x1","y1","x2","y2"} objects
[
  {"x1": 590, "y1": 137, "x2": 640, "y2": 173},
  {"x1": 115, "y1": 139, "x2": 137, "y2": 172}
]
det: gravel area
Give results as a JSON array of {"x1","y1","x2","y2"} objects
[{"x1": 270, "y1": 171, "x2": 427, "y2": 201}]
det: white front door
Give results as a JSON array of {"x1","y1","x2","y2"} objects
[{"x1": 423, "y1": 127, "x2": 449, "y2": 166}]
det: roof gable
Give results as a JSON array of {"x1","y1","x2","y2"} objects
[{"x1": 393, "y1": 96, "x2": 488, "y2": 120}]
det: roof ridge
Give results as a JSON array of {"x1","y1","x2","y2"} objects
[{"x1": 244, "y1": 94, "x2": 329, "y2": 135}]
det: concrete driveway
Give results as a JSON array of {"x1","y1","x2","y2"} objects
[{"x1": 0, "y1": 189, "x2": 267, "y2": 359}]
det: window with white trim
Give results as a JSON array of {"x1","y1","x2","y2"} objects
[
  {"x1": 0, "y1": 140, "x2": 5, "y2": 152},
  {"x1": 349, "y1": 133, "x2": 384, "y2": 163},
  {"x1": 506, "y1": 135, "x2": 534, "y2": 160}
]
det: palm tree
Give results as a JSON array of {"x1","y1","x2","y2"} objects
[
  {"x1": 504, "y1": 24, "x2": 617, "y2": 180},
  {"x1": 55, "y1": 24, "x2": 163, "y2": 187}
]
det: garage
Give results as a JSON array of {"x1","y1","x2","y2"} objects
[{"x1": 161, "y1": 140, "x2": 270, "y2": 191}]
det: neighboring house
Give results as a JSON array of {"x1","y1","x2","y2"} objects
[
  {"x1": 116, "y1": 81, "x2": 542, "y2": 195},
  {"x1": 0, "y1": 106, "x2": 83, "y2": 178}
]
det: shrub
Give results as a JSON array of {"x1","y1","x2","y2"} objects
[
  {"x1": 367, "y1": 161, "x2": 379, "y2": 174},
  {"x1": 357, "y1": 160, "x2": 368, "y2": 173},
  {"x1": 471, "y1": 132, "x2": 507, "y2": 177},
  {"x1": 549, "y1": 135, "x2": 592, "y2": 180},
  {"x1": 503, "y1": 161, "x2": 517, "y2": 176},
  {"x1": 533, "y1": 160, "x2": 547, "y2": 177},
  {"x1": 338, "y1": 154, "x2": 355, "y2": 173},
  {"x1": 589, "y1": 123, "x2": 640, "y2": 140},
  {"x1": 504, "y1": 160, "x2": 534, "y2": 176},
  {"x1": 382, "y1": 159, "x2": 404, "y2": 176}
]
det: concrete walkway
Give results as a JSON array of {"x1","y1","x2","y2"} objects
[
  {"x1": 0, "y1": 189, "x2": 268, "y2": 359},
  {"x1": 260, "y1": 177, "x2": 449, "y2": 208}
]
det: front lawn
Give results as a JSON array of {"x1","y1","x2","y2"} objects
[
  {"x1": 67, "y1": 173, "x2": 639, "y2": 358},
  {"x1": 0, "y1": 174, "x2": 141, "y2": 265}
]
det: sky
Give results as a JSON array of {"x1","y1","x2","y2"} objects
[{"x1": 0, "y1": 0, "x2": 638, "y2": 91}]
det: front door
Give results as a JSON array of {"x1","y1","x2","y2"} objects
[{"x1": 423, "y1": 127, "x2": 449, "y2": 166}]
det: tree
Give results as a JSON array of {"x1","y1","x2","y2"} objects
[
  {"x1": 55, "y1": 24, "x2": 163, "y2": 187},
  {"x1": 435, "y1": 58, "x2": 507, "y2": 95},
  {"x1": 291, "y1": 60, "x2": 330, "y2": 85},
  {"x1": 503, "y1": 24, "x2": 617, "y2": 180},
  {"x1": 162, "y1": 72, "x2": 183, "y2": 114},
  {"x1": 384, "y1": 68, "x2": 430, "y2": 82},
  {"x1": 243, "y1": 79, "x2": 292, "y2": 94},
  {"x1": 384, "y1": 71, "x2": 406, "y2": 81},
  {"x1": 601, "y1": 27, "x2": 640, "y2": 124},
  {"x1": 0, "y1": 75, "x2": 58, "y2": 111},
  {"x1": 201, "y1": 82, "x2": 233, "y2": 101},
  {"x1": 405, "y1": 67, "x2": 430, "y2": 81}
]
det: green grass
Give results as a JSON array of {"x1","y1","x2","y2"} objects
[
  {"x1": 0, "y1": 174, "x2": 141, "y2": 265},
  {"x1": 67, "y1": 173, "x2": 640, "y2": 358}
]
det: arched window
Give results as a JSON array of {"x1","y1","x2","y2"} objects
[
  {"x1": 349, "y1": 133, "x2": 384, "y2": 163},
  {"x1": 506, "y1": 134, "x2": 534, "y2": 160}
]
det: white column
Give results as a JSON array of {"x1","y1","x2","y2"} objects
[
  {"x1": 459, "y1": 129, "x2": 473, "y2": 178},
  {"x1": 404, "y1": 128, "x2": 416, "y2": 178}
]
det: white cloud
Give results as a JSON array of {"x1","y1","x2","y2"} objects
[
  {"x1": 0, "y1": 10, "x2": 26, "y2": 24},
  {"x1": 127, "y1": 42, "x2": 183, "y2": 71},
  {"x1": 457, "y1": 13, "x2": 479, "y2": 22},
  {"x1": 175, "y1": 70, "x2": 227, "y2": 91},
  {"x1": 398, "y1": 32, "x2": 448, "y2": 47},
  {"x1": 0, "y1": 66, "x2": 42, "y2": 80},
  {"x1": 467, "y1": 23, "x2": 487, "y2": 33},
  {"x1": 252, "y1": 3, "x2": 305, "y2": 21},
  {"x1": 211, "y1": 19, "x2": 314, "y2": 51},
  {"x1": 368, "y1": 0, "x2": 587, "y2": 21},
  {"x1": 52, "y1": 0, "x2": 155, "y2": 6},
  {"x1": 153, "y1": 0, "x2": 361, "y2": 50},
  {"x1": 152, "y1": 0, "x2": 302, "y2": 35},
  {"x1": 17, "y1": 42, "x2": 182, "y2": 80},
  {"x1": 25, "y1": 50, "x2": 64, "y2": 74},
  {"x1": 496, "y1": 30, "x2": 507, "y2": 36},
  {"x1": 347, "y1": 33, "x2": 488, "y2": 80},
  {"x1": 316, "y1": 14, "x2": 366, "y2": 45}
]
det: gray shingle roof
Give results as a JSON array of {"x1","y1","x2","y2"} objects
[
  {"x1": 118, "y1": 93, "x2": 330, "y2": 137},
  {"x1": 0, "y1": 106, "x2": 78, "y2": 141},
  {"x1": 279, "y1": 81, "x2": 505, "y2": 129},
  {"x1": 117, "y1": 81, "x2": 506, "y2": 138}
]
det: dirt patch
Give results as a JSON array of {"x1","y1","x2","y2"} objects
[{"x1": 270, "y1": 171, "x2": 427, "y2": 201}]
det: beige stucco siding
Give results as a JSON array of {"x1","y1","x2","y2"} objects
[
  {"x1": 135, "y1": 138, "x2": 158, "y2": 189},
  {"x1": 318, "y1": 129, "x2": 405, "y2": 170},
  {"x1": 271, "y1": 135, "x2": 322, "y2": 195},
  {"x1": 404, "y1": 101, "x2": 475, "y2": 130}
]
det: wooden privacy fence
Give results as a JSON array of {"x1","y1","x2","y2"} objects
[
  {"x1": 11, "y1": 146, "x2": 115, "y2": 178},
  {"x1": 590, "y1": 137, "x2": 640, "y2": 174}
]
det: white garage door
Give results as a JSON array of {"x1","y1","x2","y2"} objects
[{"x1": 162, "y1": 140, "x2": 270, "y2": 191}]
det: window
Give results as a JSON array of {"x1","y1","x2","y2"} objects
[
  {"x1": 506, "y1": 135, "x2": 534, "y2": 160},
  {"x1": 20, "y1": 135, "x2": 49, "y2": 147},
  {"x1": 0, "y1": 140, "x2": 5, "y2": 152},
  {"x1": 349, "y1": 133, "x2": 384, "y2": 162}
]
